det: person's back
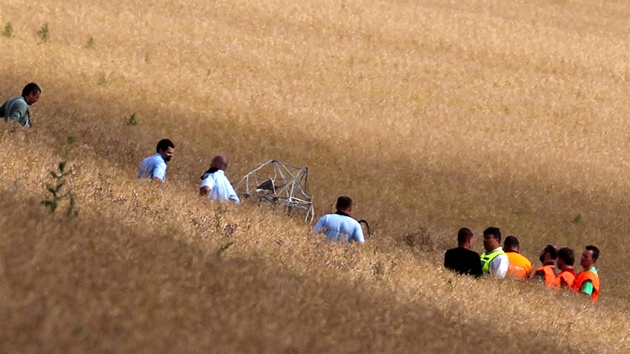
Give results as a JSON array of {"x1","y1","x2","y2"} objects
[
  {"x1": 200, "y1": 170, "x2": 240, "y2": 203},
  {"x1": 199, "y1": 155, "x2": 240, "y2": 204},
  {"x1": 444, "y1": 227, "x2": 482, "y2": 277},
  {"x1": 314, "y1": 213, "x2": 363, "y2": 242},
  {"x1": 313, "y1": 196, "x2": 364, "y2": 243},
  {"x1": 506, "y1": 252, "x2": 533, "y2": 280},
  {"x1": 444, "y1": 247, "x2": 482, "y2": 276},
  {"x1": 503, "y1": 236, "x2": 533, "y2": 280}
]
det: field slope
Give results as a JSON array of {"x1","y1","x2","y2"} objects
[{"x1": 1, "y1": 0, "x2": 630, "y2": 352}]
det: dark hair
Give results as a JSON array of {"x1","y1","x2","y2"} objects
[
  {"x1": 543, "y1": 245, "x2": 558, "y2": 260},
  {"x1": 557, "y1": 247, "x2": 575, "y2": 266},
  {"x1": 586, "y1": 245, "x2": 600, "y2": 261},
  {"x1": 21, "y1": 82, "x2": 41, "y2": 97},
  {"x1": 483, "y1": 227, "x2": 502, "y2": 244},
  {"x1": 504, "y1": 235, "x2": 519, "y2": 249},
  {"x1": 156, "y1": 139, "x2": 175, "y2": 153},
  {"x1": 457, "y1": 227, "x2": 473, "y2": 244},
  {"x1": 336, "y1": 196, "x2": 352, "y2": 211}
]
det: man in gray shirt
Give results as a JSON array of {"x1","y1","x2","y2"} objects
[{"x1": 1, "y1": 83, "x2": 42, "y2": 130}]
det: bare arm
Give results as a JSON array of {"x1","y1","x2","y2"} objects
[{"x1": 200, "y1": 186, "x2": 210, "y2": 197}]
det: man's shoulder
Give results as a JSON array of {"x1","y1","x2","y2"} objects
[
  {"x1": 581, "y1": 268, "x2": 599, "y2": 280},
  {"x1": 488, "y1": 251, "x2": 509, "y2": 263},
  {"x1": 327, "y1": 213, "x2": 349, "y2": 219},
  {"x1": 6, "y1": 96, "x2": 27, "y2": 109},
  {"x1": 318, "y1": 213, "x2": 358, "y2": 225},
  {"x1": 140, "y1": 154, "x2": 165, "y2": 167},
  {"x1": 214, "y1": 170, "x2": 230, "y2": 181},
  {"x1": 315, "y1": 214, "x2": 330, "y2": 222},
  {"x1": 150, "y1": 154, "x2": 166, "y2": 165},
  {"x1": 446, "y1": 247, "x2": 480, "y2": 257},
  {"x1": 507, "y1": 252, "x2": 531, "y2": 263},
  {"x1": 339, "y1": 214, "x2": 361, "y2": 227}
]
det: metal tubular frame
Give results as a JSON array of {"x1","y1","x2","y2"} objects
[{"x1": 236, "y1": 160, "x2": 314, "y2": 222}]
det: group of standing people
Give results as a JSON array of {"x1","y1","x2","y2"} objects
[
  {"x1": 2, "y1": 84, "x2": 600, "y2": 301},
  {"x1": 444, "y1": 227, "x2": 601, "y2": 302}
]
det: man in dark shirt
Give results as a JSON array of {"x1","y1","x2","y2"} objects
[{"x1": 444, "y1": 227, "x2": 482, "y2": 277}]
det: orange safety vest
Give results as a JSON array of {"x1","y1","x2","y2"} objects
[
  {"x1": 570, "y1": 269, "x2": 600, "y2": 302},
  {"x1": 532, "y1": 265, "x2": 560, "y2": 287},
  {"x1": 505, "y1": 252, "x2": 533, "y2": 280},
  {"x1": 558, "y1": 269, "x2": 576, "y2": 288}
]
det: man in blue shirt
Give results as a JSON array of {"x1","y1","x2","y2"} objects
[
  {"x1": 313, "y1": 196, "x2": 364, "y2": 243},
  {"x1": 137, "y1": 139, "x2": 175, "y2": 185},
  {"x1": 199, "y1": 154, "x2": 240, "y2": 203}
]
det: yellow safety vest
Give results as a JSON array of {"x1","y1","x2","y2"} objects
[{"x1": 480, "y1": 249, "x2": 506, "y2": 274}]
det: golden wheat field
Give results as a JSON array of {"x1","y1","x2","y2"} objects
[{"x1": 1, "y1": 0, "x2": 630, "y2": 352}]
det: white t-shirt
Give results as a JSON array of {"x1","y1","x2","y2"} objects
[
  {"x1": 313, "y1": 212, "x2": 365, "y2": 243},
  {"x1": 200, "y1": 170, "x2": 240, "y2": 203}
]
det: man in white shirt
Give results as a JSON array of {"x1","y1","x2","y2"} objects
[
  {"x1": 199, "y1": 154, "x2": 239, "y2": 204},
  {"x1": 480, "y1": 227, "x2": 509, "y2": 278},
  {"x1": 313, "y1": 196, "x2": 364, "y2": 243}
]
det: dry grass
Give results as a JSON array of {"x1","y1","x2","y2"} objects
[{"x1": 1, "y1": 0, "x2": 630, "y2": 351}]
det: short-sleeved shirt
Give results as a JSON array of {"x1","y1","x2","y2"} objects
[
  {"x1": 1, "y1": 96, "x2": 30, "y2": 127},
  {"x1": 581, "y1": 267, "x2": 598, "y2": 296},
  {"x1": 137, "y1": 153, "x2": 168, "y2": 182},
  {"x1": 313, "y1": 212, "x2": 364, "y2": 243},
  {"x1": 444, "y1": 247, "x2": 482, "y2": 277},
  {"x1": 200, "y1": 169, "x2": 240, "y2": 203}
]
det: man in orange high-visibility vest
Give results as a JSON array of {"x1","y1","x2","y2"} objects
[
  {"x1": 503, "y1": 236, "x2": 533, "y2": 280},
  {"x1": 570, "y1": 245, "x2": 601, "y2": 302},
  {"x1": 556, "y1": 247, "x2": 576, "y2": 289},
  {"x1": 532, "y1": 245, "x2": 560, "y2": 288}
]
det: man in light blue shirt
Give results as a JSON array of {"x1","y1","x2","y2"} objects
[
  {"x1": 138, "y1": 139, "x2": 175, "y2": 185},
  {"x1": 313, "y1": 196, "x2": 365, "y2": 243},
  {"x1": 199, "y1": 154, "x2": 240, "y2": 203}
]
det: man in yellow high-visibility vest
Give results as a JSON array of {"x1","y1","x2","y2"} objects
[{"x1": 480, "y1": 227, "x2": 509, "y2": 278}]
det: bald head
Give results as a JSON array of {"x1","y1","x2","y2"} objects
[{"x1": 211, "y1": 155, "x2": 229, "y2": 170}]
